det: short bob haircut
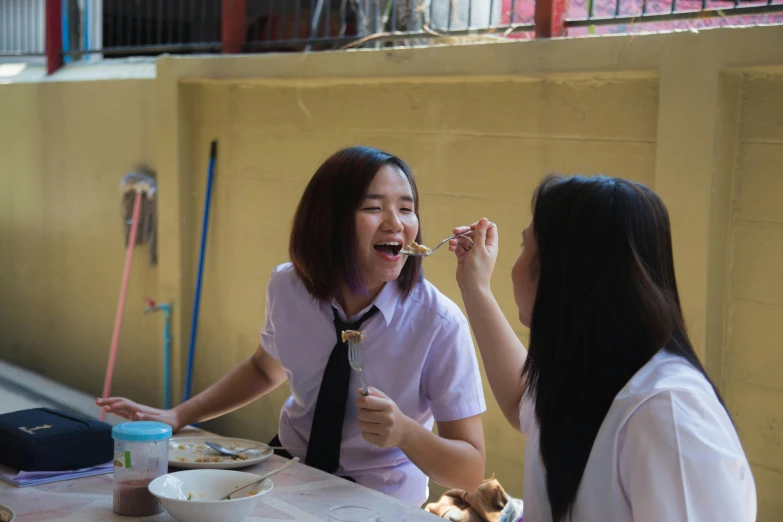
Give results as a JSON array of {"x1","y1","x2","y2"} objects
[{"x1": 289, "y1": 146, "x2": 423, "y2": 301}]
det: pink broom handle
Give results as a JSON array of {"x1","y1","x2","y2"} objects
[{"x1": 100, "y1": 191, "x2": 143, "y2": 422}]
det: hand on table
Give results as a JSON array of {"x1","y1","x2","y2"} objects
[{"x1": 96, "y1": 397, "x2": 184, "y2": 432}]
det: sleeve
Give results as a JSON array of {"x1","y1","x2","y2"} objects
[
  {"x1": 421, "y1": 318, "x2": 487, "y2": 422},
  {"x1": 259, "y1": 268, "x2": 281, "y2": 360},
  {"x1": 618, "y1": 390, "x2": 757, "y2": 522},
  {"x1": 518, "y1": 389, "x2": 535, "y2": 434}
]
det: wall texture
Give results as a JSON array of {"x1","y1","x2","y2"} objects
[
  {"x1": 723, "y1": 73, "x2": 783, "y2": 520},
  {"x1": 0, "y1": 78, "x2": 161, "y2": 407},
  {"x1": 0, "y1": 24, "x2": 782, "y2": 515}
]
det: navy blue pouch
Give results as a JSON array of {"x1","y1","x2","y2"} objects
[{"x1": 0, "y1": 408, "x2": 113, "y2": 471}]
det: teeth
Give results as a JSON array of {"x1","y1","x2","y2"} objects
[{"x1": 377, "y1": 242, "x2": 401, "y2": 246}]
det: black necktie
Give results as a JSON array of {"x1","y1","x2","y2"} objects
[{"x1": 305, "y1": 305, "x2": 379, "y2": 474}]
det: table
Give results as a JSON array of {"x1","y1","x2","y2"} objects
[{"x1": 0, "y1": 430, "x2": 443, "y2": 522}]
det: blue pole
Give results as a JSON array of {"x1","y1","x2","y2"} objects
[
  {"x1": 144, "y1": 300, "x2": 173, "y2": 410},
  {"x1": 183, "y1": 140, "x2": 218, "y2": 401},
  {"x1": 161, "y1": 304, "x2": 172, "y2": 410},
  {"x1": 62, "y1": 0, "x2": 70, "y2": 63},
  {"x1": 84, "y1": 0, "x2": 89, "y2": 52}
]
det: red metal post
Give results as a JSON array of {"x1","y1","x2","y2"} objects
[
  {"x1": 534, "y1": 0, "x2": 569, "y2": 38},
  {"x1": 45, "y1": 0, "x2": 63, "y2": 74},
  {"x1": 221, "y1": 0, "x2": 248, "y2": 54}
]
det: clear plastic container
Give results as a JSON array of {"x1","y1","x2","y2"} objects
[{"x1": 111, "y1": 421, "x2": 172, "y2": 517}]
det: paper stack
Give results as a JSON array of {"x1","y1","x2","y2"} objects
[{"x1": 0, "y1": 461, "x2": 113, "y2": 487}]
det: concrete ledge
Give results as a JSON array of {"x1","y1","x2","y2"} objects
[
  {"x1": 0, "y1": 58, "x2": 156, "y2": 84},
  {"x1": 0, "y1": 359, "x2": 123, "y2": 425}
]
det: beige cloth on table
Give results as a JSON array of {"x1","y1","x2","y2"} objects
[{"x1": 424, "y1": 477, "x2": 511, "y2": 522}]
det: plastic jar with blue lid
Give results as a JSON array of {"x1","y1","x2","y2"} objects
[{"x1": 111, "y1": 421, "x2": 172, "y2": 516}]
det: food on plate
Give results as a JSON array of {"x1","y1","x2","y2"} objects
[
  {"x1": 194, "y1": 456, "x2": 221, "y2": 463},
  {"x1": 0, "y1": 508, "x2": 11, "y2": 522},
  {"x1": 170, "y1": 440, "x2": 255, "y2": 464}
]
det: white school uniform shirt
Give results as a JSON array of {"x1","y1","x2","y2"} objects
[
  {"x1": 260, "y1": 263, "x2": 486, "y2": 507},
  {"x1": 520, "y1": 350, "x2": 756, "y2": 522}
]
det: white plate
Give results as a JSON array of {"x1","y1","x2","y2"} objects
[{"x1": 168, "y1": 437, "x2": 273, "y2": 469}]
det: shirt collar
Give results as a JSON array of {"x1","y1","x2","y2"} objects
[{"x1": 329, "y1": 281, "x2": 400, "y2": 327}]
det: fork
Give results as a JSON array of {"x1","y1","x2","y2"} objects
[{"x1": 347, "y1": 339, "x2": 370, "y2": 397}]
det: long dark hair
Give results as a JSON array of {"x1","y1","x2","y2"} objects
[
  {"x1": 522, "y1": 175, "x2": 726, "y2": 521},
  {"x1": 289, "y1": 146, "x2": 423, "y2": 301}
]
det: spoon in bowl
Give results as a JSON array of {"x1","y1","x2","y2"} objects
[{"x1": 220, "y1": 457, "x2": 300, "y2": 500}]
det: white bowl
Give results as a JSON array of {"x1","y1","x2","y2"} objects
[
  {"x1": 148, "y1": 469, "x2": 273, "y2": 522},
  {"x1": 0, "y1": 504, "x2": 15, "y2": 522}
]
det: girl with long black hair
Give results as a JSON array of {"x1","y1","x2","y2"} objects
[{"x1": 450, "y1": 175, "x2": 755, "y2": 521}]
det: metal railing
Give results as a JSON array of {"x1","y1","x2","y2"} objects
[
  {"x1": 1, "y1": 0, "x2": 782, "y2": 71},
  {"x1": 89, "y1": 0, "x2": 222, "y2": 58},
  {"x1": 242, "y1": 0, "x2": 530, "y2": 52},
  {"x1": 0, "y1": 0, "x2": 46, "y2": 56},
  {"x1": 566, "y1": 0, "x2": 783, "y2": 32}
]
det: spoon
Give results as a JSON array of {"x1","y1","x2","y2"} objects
[
  {"x1": 401, "y1": 222, "x2": 495, "y2": 257},
  {"x1": 204, "y1": 440, "x2": 297, "y2": 456},
  {"x1": 220, "y1": 457, "x2": 299, "y2": 500}
]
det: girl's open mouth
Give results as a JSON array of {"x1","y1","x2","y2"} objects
[{"x1": 374, "y1": 242, "x2": 402, "y2": 259}]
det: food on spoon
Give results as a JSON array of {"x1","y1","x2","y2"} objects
[
  {"x1": 401, "y1": 241, "x2": 431, "y2": 255},
  {"x1": 341, "y1": 330, "x2": 367, "y2": 343},
  {"x1": 171, "y1": 439, "x2": 258, "y2": 464}
]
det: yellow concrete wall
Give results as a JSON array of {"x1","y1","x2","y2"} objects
[
  {"x1": 723, "y1": 73, "x2": 783, "y2": 520},
  {"x1": 1, "y1": 24, "x2": 782, "y2": 516},
  {"x1": 0, "y1": 79, "x2": 162, "y2": 407}
]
